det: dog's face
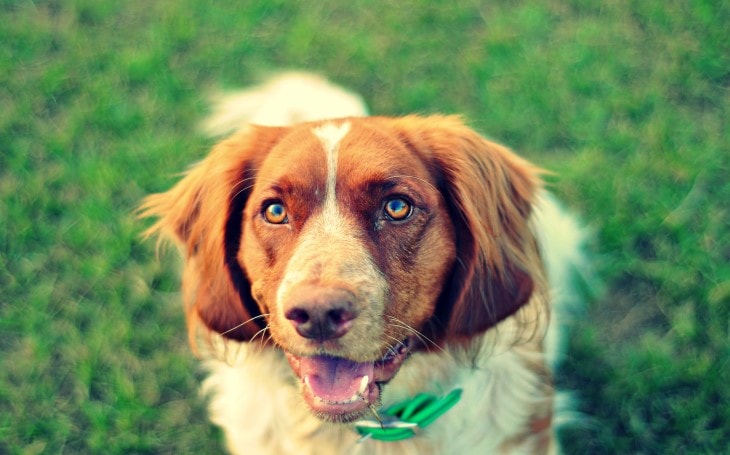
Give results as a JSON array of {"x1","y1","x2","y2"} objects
[
  {"x1": 241, "y1": 121, "x2": 457, "y2": 419},
  {"x1": 141, "y1": 115, "x2": 541, "y2": 422}
]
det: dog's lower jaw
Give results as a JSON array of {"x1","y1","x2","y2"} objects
[
  {"x1": 284, "y1": 339, "x2": 410, "y2": 423},
  {"x1": 306, "y1": 382, "x2": 382, "y2": 424}
]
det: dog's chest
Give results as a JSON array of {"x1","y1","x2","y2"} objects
[{"x1": 200, "y1": 340, "x2": 545, "y2": 455}]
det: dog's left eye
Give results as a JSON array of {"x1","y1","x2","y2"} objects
[
  {"x1": 263, "y1": 202, "x2": 288, "y2": 224},
  {"x1": 383, "y1": 197, "x2": 413, "y2": 221}
]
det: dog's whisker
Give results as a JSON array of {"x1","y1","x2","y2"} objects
[
  {"x1": 250, "y1": 326, "x2": 270, "y2": 345},
  {"x1": 385, "y1": 174, "x2": 441, "y2": 195},
  {"x1": 230, "y1": 183, "x2": 257, "y2": 201},
  {"x1": 382, "y1": 334, "x2": 405, "y2": 356},
  {"x1": 217, "y1": 337, "x2": 243, "y2": 366},
  {"x1": 231, "y1": 175, "x2": 258, "y2": 185},
  {"x1": 384, "y1": 345, "x2": 399, "y2": 358},
  {"x1": 230, "y1": 173, "x2": 279, "y2": 197},
  {"x1": 386, "y1": 315, "x2": 445, "y2": 353},
  {"x1": 262, "y1": 333, "x2": 275, "y2": 348},
  {"x1": 230, "y1": 176, "x2": 281, "y2": 200},
  {"x1": 220, "y1": 313, "x2": 270, "y2": 337}
]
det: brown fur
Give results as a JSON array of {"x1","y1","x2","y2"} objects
[{"x1": 139, "y1": 116, "x2": 545, "y2": 356}]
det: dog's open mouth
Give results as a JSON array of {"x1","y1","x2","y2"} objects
[{"x1": 285, "y1": 340, "x2": 410, "y2": 422}]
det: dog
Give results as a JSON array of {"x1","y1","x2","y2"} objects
[{"x1": 140, "y1": 73, "x2": 586, "y2": 454}]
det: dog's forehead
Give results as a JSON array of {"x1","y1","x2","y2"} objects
[
  {"x1": 259, "y1": 119, "x2": 430, "y2": 190},
  {"x1": 255, "y1": 126, "x2": 327, "y2": 185}
]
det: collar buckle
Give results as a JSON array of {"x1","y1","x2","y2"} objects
[{"x1": 354, "y1": 388, "x2": 462, "y2": 442}]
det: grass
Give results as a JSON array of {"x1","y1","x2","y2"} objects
[{"x1": 1, "y1": 0, "x2": 727, "y2": 453}]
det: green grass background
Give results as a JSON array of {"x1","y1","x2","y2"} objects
[{"x1": 1, "y1": 0, "x2": 727, "y2": 453}]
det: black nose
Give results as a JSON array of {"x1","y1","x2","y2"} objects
[{"x1": 284, "y1": 288, "x2": 358, "y2": 341}]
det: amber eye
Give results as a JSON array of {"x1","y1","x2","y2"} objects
[
  {"x1": 384, "y1": 197, "x2": 412, "y2": 221},
  {"x1": 263, "y1": 202, "x2": 288, "y2": 224}
]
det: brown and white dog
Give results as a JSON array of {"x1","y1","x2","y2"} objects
[{"x1": 140, "y1": 73, "x2": 585, "y2": 454}]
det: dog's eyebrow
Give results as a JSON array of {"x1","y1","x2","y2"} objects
[
  {"x1": 358, "y1": 175, "x2": 436, "y2": 196},
  {"x1": 257, "y1": 177, "x2": 329, "y2": 210},
  {"x1": 365, "y1": 179, "x2": 399, "y2": 192},
  {"x1": 260, "y1": 177, "x2": 311, "y2": 195}
]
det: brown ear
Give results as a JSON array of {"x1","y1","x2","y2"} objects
[
  {"x1": 139, "y1": 125, "x2": 285, "y2": 345},
  {"x1": 384, "y1": 116, "x2": 543, "y2": 342}
]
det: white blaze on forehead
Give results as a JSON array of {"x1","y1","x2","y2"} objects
[
  {"x1": 312, "y1": 122, "x2": 350, "y2": 222},
  {"x1": 276, "y1": 121, "x2": 352, "y2": 306}
]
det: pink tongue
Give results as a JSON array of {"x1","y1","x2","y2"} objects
[{"x1": 300, "y1": 356, "x2": 374, "y2": 402}]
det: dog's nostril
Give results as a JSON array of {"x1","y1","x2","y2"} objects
[
  {"x1": 285, "y1": 308, "x2": 310, "y2": 324},
  {"x1": 329, "y1": 311, "x2": 343, "y2": 325},
  {"x1": 327, "y1": 308, "x2": 352, "y2": 325}
]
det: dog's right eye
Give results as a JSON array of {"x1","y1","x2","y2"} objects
[
  {"x1": 263, "y1": 202, "x2": 288, "y2": 224},
  {"x1": 383, "y1": 197, "x2": 413, "y2": 222}
]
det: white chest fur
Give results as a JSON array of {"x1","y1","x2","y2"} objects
[{"x1": 201, "y1": 325, "x2": 554, "y2": 455}]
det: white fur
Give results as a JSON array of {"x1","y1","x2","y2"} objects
[
  {"x1": 534, "y1": 193, "x2": 589, "y2": 370},
  {"x1": 313, "y1": 121, "x2": 351, "y2": 231},
  {"x1": 203, "y1": 320, "x2": 560, "y2": 454},
  {"x1": 198, "y1": 73, "x2": 585, "y2": 454},
  {"x1": 202, "y1": 73, "x2": 367, "y2": 135}
]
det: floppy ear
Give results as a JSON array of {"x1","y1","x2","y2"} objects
[
  {"x1": 385, "y1": 116, "x2": 544, "y2": 343},
  {"x1": 139, "y1": 125, "x2": 285, "y2": 346}
]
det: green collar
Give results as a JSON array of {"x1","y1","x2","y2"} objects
[{"x1": 354, "y1": 389, "x2": 463, "y2": 442}]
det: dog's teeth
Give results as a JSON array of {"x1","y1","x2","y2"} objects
[
  {"x1": 358, "y1": 375, "x2": 369, "y2": 396},
  {"x1": 304, "y1": 375, "x2": 370, "y2": 405}
]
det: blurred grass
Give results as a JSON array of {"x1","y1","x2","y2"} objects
[{"x1": 1, "y1": 0, "x2": 727, "y2": 453}]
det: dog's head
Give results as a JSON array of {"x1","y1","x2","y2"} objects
[{"x1": 140, "y1": 115, "x2": 542, "y2": 422}]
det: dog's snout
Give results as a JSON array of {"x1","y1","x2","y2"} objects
[{"x1": 284, "y1": 288, "x2": 358, "y2": 341}]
